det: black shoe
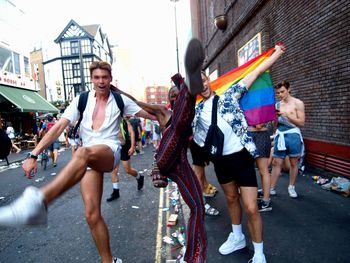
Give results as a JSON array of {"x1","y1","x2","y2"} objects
[
  {"x1": 258, "y1": 199, "x2": 272, "y2": 212},
  {"x1": 137, "y1": 175, "x2": 144, "y2": 190},
  {"x1": 106, "y1": 189, "x2": 120, "y2": 202},
  {"x1": 184, "y1": 38, "x2": 205, "y2": 96}
]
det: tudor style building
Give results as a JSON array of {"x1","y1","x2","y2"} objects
[{"x1": 43, "y1": 19, "x2": 113, "y2": 103}]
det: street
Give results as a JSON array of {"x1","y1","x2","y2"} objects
[{"x1": 0, "y1": 145, "x2": 349, "y2": 263}]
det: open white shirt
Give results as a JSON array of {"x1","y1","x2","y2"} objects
[{"x1": 62, "y1": 90, "x2": 141, "y2": 149}]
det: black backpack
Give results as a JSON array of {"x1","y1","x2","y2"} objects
[
  {"x1": 70, "y1": 91, "x2": 125, "y2": 138},
  {"x1": 154, "y1": 123, "x2": 161, "y2": 135}
]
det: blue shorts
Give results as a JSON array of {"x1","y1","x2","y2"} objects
[
  {"x1": 273, "y1": 133, "x2": 302, "y2": 159},
  {"x1": 48, "y1": 140, "x2": 60, "y2": 151}
]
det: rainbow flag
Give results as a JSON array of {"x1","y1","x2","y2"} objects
[{"x1": 199, "y1": 47, "x2": 277, "y2": 126}]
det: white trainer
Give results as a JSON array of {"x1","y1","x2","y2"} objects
[
  {"x1": 219, "y1": 232, "x2": 246, "y2": 255},
  {"x1": 288, "y1": 185, "x2": 298, "y2": 198},
  {"x1": 269, "y1": 187, "x2": 276, "y2": 196},
  {"x1": 112, "y1": 257, "x2": 122, "y2": 263},
  {"x1": 0, "y1": 186, "x2": 47, "y2": 226},
  {"x1": 248, "y1": 254, "x2": 267, "y2": 263}
]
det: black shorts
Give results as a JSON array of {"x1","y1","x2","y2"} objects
[
  {"x1": 189, "y1": 139, "x2": 209, "y2": 167},
  {"x1": 250, "y1": 130, "x2": 271, "y2": 158},
  {"x1": 120, "y1": 141, "x2": 131, "y2": 161},
  {"x1": 212, "y1": 148, "x2": 257, "y2": 186}
]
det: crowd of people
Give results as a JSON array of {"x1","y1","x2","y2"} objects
[{"x1": 0, "y1": 38, "x2": 307, "y2": 263}]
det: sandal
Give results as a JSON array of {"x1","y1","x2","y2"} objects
[
  {"x1": 208, "y1": 183, "x2": 218, "y2": 194},
  {"x1": 203, "y1": 184, "x2": 216, "y2": 197},
  {"x1": 203, "y1": 183, "x2": 218, "y2": 197},
  {"x1": 204, "y1": 203, "x2": 219, "y2": 216}
]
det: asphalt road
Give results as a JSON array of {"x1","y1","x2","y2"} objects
[{"x1": 0, "y1": 145, "x2": 349, "y2": 263}]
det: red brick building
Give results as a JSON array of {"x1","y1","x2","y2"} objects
[
  {"x1": 144, "y1": 85, "x2": 169, "y2": 105},
  {"x1": 190, "y1": 0, "x2": 350, "y2": 177}
]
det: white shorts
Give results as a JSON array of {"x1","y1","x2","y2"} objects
[
  {"x1": 84, "y1": 141, "x2": 121, "y2": 170},
  {"x1": 153, "y1": 133, "x2": 160, "y2": 141},
  {"x1": 68, "y1": 138, "x2": 80, "y2": 146}
]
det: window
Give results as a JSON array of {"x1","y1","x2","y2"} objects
[
  {"x1": 73, "y1": 83, "x2": 82, "y2": 96},
  {"x1": 13, "y1": 52, "x2": 20, "y2": 74},
  {"x1": 71, "y1": 41, "x2": 79, "y2": 55},
  {"x1": 72, "y1": 63, "x2": 80, "y2": 78},
  {"x1": 0, "y1": 46, "x2": 13, "y2": 72},
  {"x1": 24, "y1": 57, "x2": 30, "y2": 77}
]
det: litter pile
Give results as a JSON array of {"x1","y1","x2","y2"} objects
[
  {"x1": 162, "y1": 180, "x2": 187, "y2": 263},
  {"x1": 311, "y1": 175, "x2": 350, "y2": 197}
]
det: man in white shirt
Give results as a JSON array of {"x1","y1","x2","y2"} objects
[{"x1": 0, "y1": 61, "x2": 153, "y2": 263}]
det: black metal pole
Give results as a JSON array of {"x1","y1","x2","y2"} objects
[{"x1": 172, "y1": 1, "x2": 180, "y2": 73}]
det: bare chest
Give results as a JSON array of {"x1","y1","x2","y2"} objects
[{"x1": 92, "y1": 100, "x2": 107, "y2": 130}]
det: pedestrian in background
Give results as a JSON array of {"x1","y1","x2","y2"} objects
[
  {"x1": 130, "y1": 117, "x2": 144, "y2": 155},
  {"x1": 250, "y1": 122, "x2": 273, "y2": 212},
  {"x1": 270, "y1": 81, "x2": 305, "y2": 198},
  {"x1": 152, "y1": 120, "x2": 161, "y2": 149},
  {"x1": 6, "y1": 122, "x2": 21, "y2": 153},
  {"x1": 106, "y1": 117, "x2": 144, "y2": 202}
]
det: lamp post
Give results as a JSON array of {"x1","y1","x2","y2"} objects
[{"x1": 170, "y1": 0, "x2": 180, "y2": 73}]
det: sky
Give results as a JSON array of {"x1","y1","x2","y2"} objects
[{"x1": 12, "y1": 0, "x2": 192, "y2": 92}]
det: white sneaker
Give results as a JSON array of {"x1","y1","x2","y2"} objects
[
  {"x1": 219, "y1": 232, "x2": 246, "y2": 255},
  {"x1": 248, "y1": 254, "x2": 267, "y2": 263},
  {"x1": 0, "y1": 186, "x2": 47, "y2": 226},
  {"x1": 112, "y1": 257, "x2": 122, "y2": 263},
  {"x1": 269, "y1": 188, "x2": 276, "y2": 196},
  {"x1": 288, "y1": 185, "x2": 298, "y2": 198}
]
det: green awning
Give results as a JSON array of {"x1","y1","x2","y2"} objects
[{"x1": 0, "y1": 85, "x2": 59, "y2": 113}]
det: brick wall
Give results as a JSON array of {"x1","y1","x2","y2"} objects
[{"x1": 197, "y1": 0, "x2": 350, "y2": 148}]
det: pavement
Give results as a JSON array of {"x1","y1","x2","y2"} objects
[{"x1": 0, "y1": 146, "x2": 349, "y2": 263}]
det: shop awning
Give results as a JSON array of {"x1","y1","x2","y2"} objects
[{"x1": 0, "y1": 85, "x2": 59, "y2": 113}]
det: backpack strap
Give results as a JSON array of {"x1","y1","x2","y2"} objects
[
  {"x1": 211, "y1": 95, "x2": 219, "y2": 125},
  {"x1": 111, "y1": 91, "x2": 125, "y2": 117},
  {"x1": 72, "y1": 91, "x2": 89, "y2": 137}
]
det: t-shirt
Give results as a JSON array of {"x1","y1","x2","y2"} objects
[
  {"x1": 47, "y1": 122, "x2": 55, "y2": 131},
  {"x1": 6, "y1": 126, "x2": 15, "y2": 140}
]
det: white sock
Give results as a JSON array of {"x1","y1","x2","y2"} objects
[
  {"x1": 232, "y1": 224, "x2": 243, "y2": 237},
  {"x1": 252, "y1": 241, "x2": 264, "y2": 258},
  {"x1": 113, "y1": 183, "x2": 119, "y2": 189}
]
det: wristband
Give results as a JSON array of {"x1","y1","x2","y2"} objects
[{"x1": 28, "y1": 152, "x2": 38, "y2": 160}]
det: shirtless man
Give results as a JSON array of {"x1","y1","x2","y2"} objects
[
  {"x1": 0, "y1": 61, "x2": 154, "y2": 263},
  {"x1": 270, "y1": 80, "x2": 305, "y2": 198}
]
